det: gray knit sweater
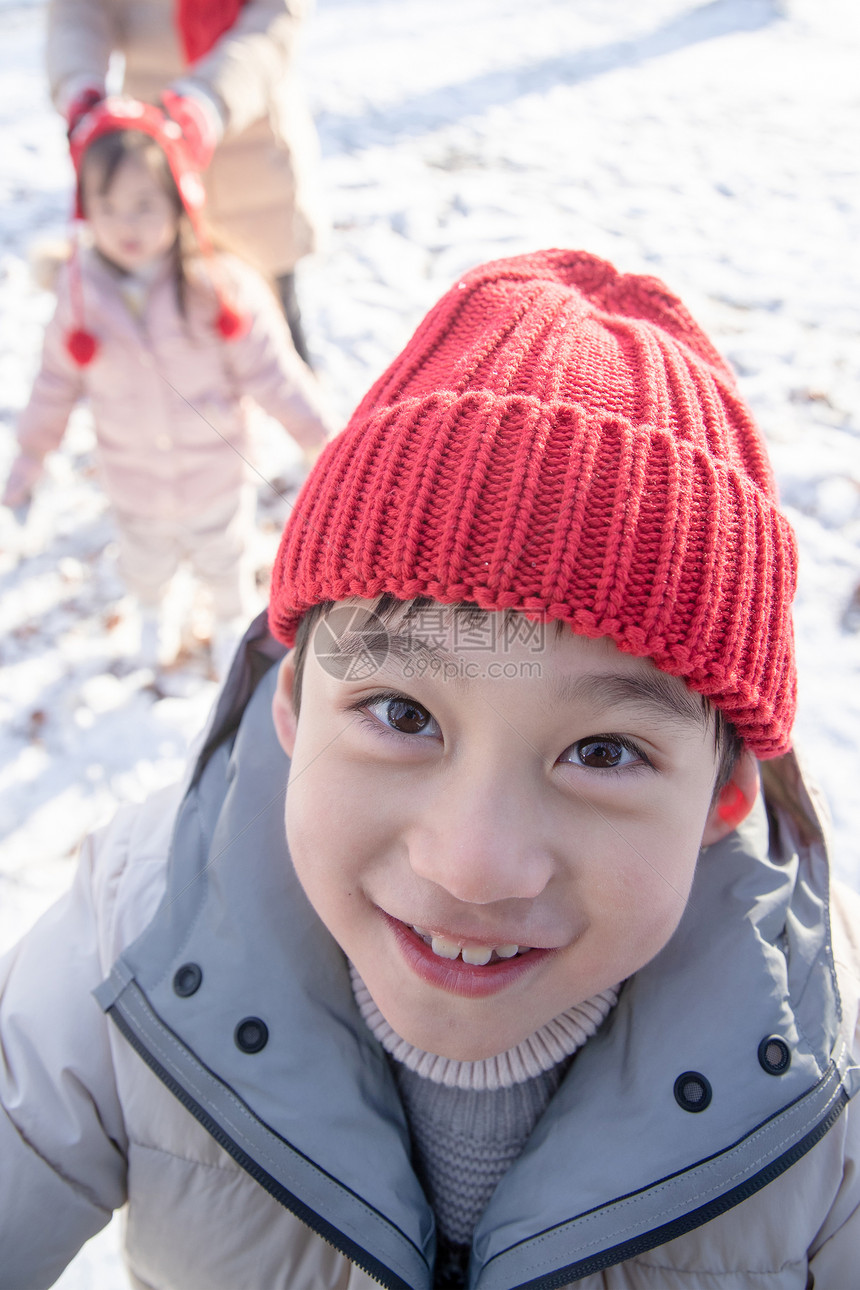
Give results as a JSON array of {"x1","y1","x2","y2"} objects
[{"x1": 350, "y1": 967, "x2": 618, "y2": 1283}]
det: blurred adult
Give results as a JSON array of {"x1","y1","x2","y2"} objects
[{"x1": 46, "y1": 0, "x2": 323, "y2": 365}]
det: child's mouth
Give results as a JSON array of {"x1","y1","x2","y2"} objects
[
  {"x1": 381, "y1": 912, "x2": 550, "y2": 997},
  {"x1": 409, "y1": 924, "x2": 533, "y2": 966}
]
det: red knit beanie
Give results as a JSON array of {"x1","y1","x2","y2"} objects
[
  {"x1": 269, "y1": 249, "x2": 797, "y2": 757},
  {"x1": 69, "y1": 98, "x2": 208, "y2": 225}
]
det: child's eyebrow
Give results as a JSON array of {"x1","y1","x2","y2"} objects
[
  {"x1": 333, "y1": 630, "x2": 439, "y2": 664},
  {"x1": 334, "y1": 629, "x2": 707, "y2": 728},
  {"x1": 551, "y1": 671, "x2": 708, "y2": 730},
  {"x1": 334, "y1": 629, "x2": 473, "y2": 682}
]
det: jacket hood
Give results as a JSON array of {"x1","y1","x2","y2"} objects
[{"x1": 95, "y1": 613, "x2": 860, "y2": 1290}]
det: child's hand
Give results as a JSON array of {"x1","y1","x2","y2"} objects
[
  {"x1": 160, "y1": 89, "x2": 221, "y2": 171},
  {"x1": 64, "y1": 84, "x2": 104, "y2": 137},
  {"x1": 2, "y1": 453, "x2": 42, "y2": 510}
]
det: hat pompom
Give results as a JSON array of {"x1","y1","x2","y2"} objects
[
  {"x1": 215, "y1": 302, "x2": 248, "y2": 340},
  {"x1": 66, "y1": 328, "x2": 98, "y2": 365}
]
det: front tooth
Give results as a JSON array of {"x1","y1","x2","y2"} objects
[
  {"x1": 412, "y1": 926, "x2": 430, "y2": 938},
  {"x1": 430, "y1": 935, "x2": 461, "y2": 960},
  {"x1": 495, "y1": 944, "x2": 520, "y2": 958},
  {"x1": 461, "y1": 944, "x2": 493, "y2": 966}
]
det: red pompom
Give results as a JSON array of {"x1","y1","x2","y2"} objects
[
  {"x1": 215, "y1": 303, "x2": 248, "y2": 340},
  {"x1": 66, "y1": 328, "x2": 98, "y2": 366}
]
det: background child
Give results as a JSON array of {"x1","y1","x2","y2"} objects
[
  {"x1": 46, "y1": 0, "x2": 323, "y2": 364},
  {"x1": 1, "y1": 250, "x2": 858, "y2": 1288},
  {"x1": 1, "y1": 97, "x2": 334, "y2": 675}
]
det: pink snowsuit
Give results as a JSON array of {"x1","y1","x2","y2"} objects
[{"x1": 15, "y1": 245, "x2": 332, "y2": 615}]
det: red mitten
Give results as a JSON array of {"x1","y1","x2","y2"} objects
[
  {"x1": 65, "y1": 86, "x2": 104, "y2": 138},
  {"x1": 160, "y1": 89, "x2": 219, "y2": 171}
]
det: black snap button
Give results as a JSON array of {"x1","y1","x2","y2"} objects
[
  {"x1": 173, "y1": 963, "x2": 202, "y2": 998},
  {"x1": 235, "y1": 1017, "x2": 269, "y2": 1054},
  {"x1": 758, "y1": 1035, "x2": 791, "y2": 1076},
  {"x1": 674, "y1": 1071, "x2": 712, "y2": 1113}
]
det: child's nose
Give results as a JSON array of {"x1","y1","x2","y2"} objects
[{"x1": 407, "y1": 772, "x2": 554, "y2": 905}]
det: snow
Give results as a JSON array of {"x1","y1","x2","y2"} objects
[{"x1": 0, "y1": 0, "x2": 858, "y2": 1282}]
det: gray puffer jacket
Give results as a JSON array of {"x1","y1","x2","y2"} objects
[{"x1": 2, "y1": 616, "x2": 859, "y2": 1289}]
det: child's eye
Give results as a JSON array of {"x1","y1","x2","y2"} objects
[
  {"x1": 362, "y1": 694, "x2": 440, "y2": 737},
  {"x1": 558, "y1": 736, "x2": 647, "y2": 771}
]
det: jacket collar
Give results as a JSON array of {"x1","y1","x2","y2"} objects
[{"x1": 96, "y1": 616, "x2": 859, "y2": 1290}]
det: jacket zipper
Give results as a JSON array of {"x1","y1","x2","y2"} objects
[{"x1": 108, "y1": 1006, "x2": 420, "y2": 1290}]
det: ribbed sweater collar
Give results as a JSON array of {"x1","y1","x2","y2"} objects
[{"x1": 349, "y1": 964, "x2": 619, "y2": 1091}]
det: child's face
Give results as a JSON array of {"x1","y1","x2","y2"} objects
[
  {"x1": 273, "y1": 601, "x2": 753, "y2": 1061},
  {"x1": 83, "y1": 153, "x2": 179, "y2": 274}
]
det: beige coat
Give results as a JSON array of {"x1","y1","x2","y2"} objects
[
  {"x1": 46, "y1": 0, "x2": 322, "y2": 275},
  {"x1": 1, "y1": 621, "x2": 859, "y2": 1289},
  {"x1": 15, "y1": 246, "x2": 330, "y2": 521}
]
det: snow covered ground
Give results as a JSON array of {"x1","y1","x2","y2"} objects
[{"x1": 0, "y1": 0, "x2": 858, "y2": 1283}]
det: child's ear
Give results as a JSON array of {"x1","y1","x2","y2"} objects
[
  {"x1": 701, "y1": 749, "x2": 760, "y2": 846},
  {"x1": 272, "y1": 654, "x2": 298, "y2": 757}
]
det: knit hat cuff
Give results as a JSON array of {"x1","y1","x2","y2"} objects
[{"x1": 269, "y1": 391, "x2": 797, "y2": 758}]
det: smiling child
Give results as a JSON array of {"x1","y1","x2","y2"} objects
[{"x1": 2, "y1": 249, "x2": 859, "y2": 1289}]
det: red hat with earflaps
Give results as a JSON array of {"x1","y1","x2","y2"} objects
[
  {"x1": 269, "y1": 249, "x2": 798, "y2": 759},
  {"x1": 65, "y1": 96, "x2": 246, "y2": 365}
]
